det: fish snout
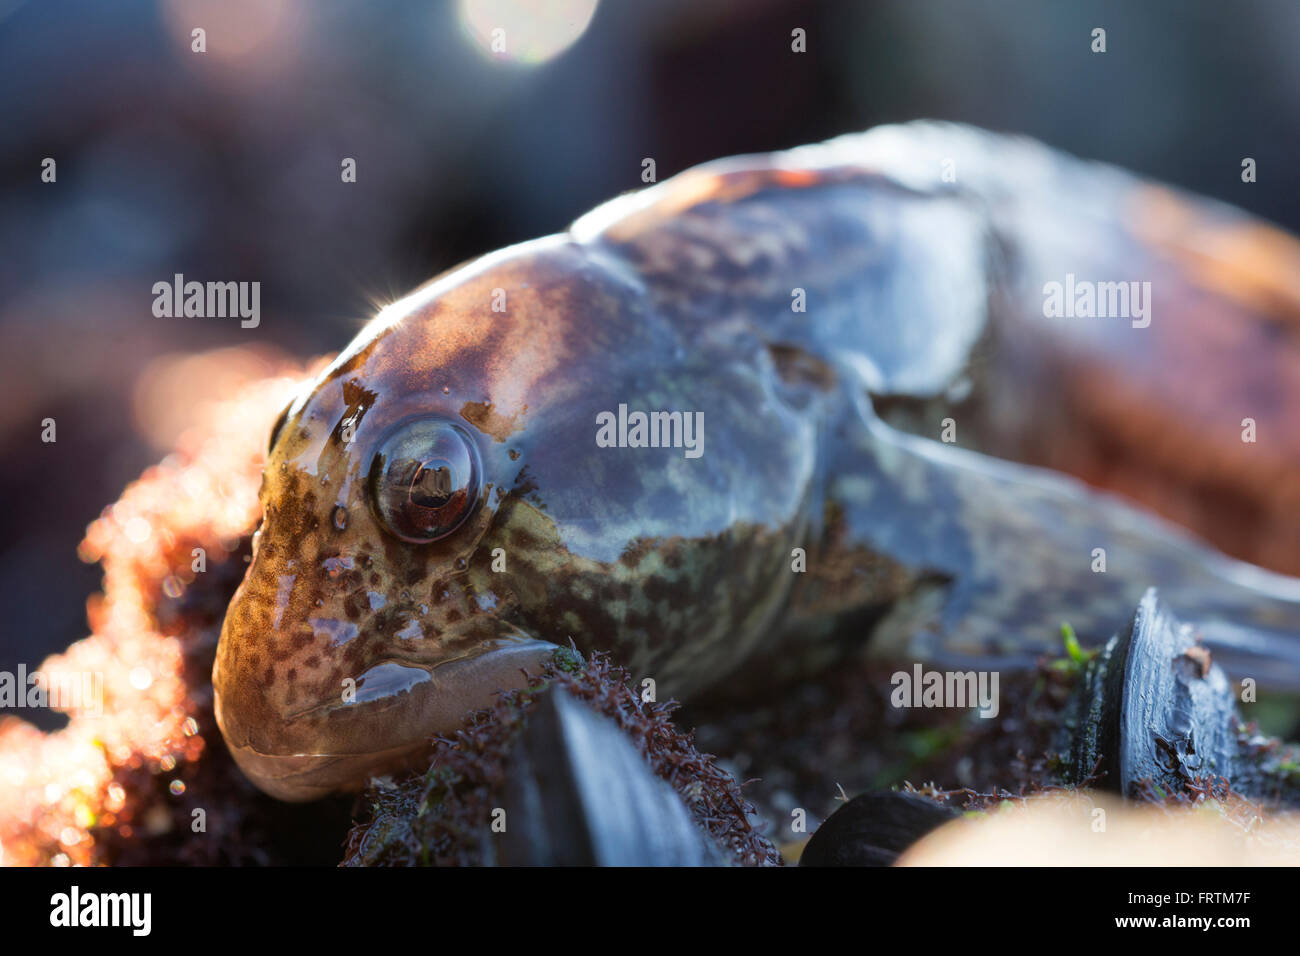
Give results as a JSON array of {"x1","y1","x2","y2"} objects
[{"x1": 214, "y1": 562, "x2": 560, "y2": 800}]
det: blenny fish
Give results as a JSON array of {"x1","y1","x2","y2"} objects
[{"x1": 215, "y1": 122, "x2": 1300, "y2": 800}]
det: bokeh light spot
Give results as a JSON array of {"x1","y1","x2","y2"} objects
[
  {"x1": 123, "y1": 517, "x2": 153, "y2": 544},
  {"x1": 162, "y1": 0, "x2": 294, "y2": 61},
  {"x1": 457, "y1": 0, "x2": 599, "y2": 65}
]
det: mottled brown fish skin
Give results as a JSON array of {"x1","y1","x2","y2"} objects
[{"x1": 215, "y1": 122, "x2": 1300, "y2": 800}]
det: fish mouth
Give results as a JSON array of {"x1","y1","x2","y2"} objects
[{"x1": 215, "y1": 637, "x2": 561, "y2": 801}]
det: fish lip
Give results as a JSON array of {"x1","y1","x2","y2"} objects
[
  {"x1": 215, "y1": 636, "x2": 562, "y2": 801},
  {"x1": 277, "y1": 651, "x2": 481, "y2": 724}
]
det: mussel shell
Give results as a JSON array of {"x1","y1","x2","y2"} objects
[
  {"x1": 493, "y1": 687, "x2": 722, "y2": 866},
  {"x1": 800, "y1": 791, "x2": 957, "y2": 866},
  {"x1": 1069, "y1": 588, "x2": 1238, "y2": 797}
]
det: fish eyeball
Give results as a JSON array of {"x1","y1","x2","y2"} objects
[{"x1": 369, "y1": 418, "x2": 482, "y2": 542}]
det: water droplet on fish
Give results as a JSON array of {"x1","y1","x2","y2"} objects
[{"x1": 332, "y1": 505, "x2": 348, "y2": 531}]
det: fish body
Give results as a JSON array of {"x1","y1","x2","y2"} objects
[{"x1": 215, "y1": 123, "x2": 1300, "y2": 800}]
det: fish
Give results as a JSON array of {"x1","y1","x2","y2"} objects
[{"x1": 214, "y1": 122, "x2": 1300, "y2": 801}]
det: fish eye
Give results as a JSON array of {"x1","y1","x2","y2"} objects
[{"x1": 369, "y1": 419, "x2": 482, "y2": 543}]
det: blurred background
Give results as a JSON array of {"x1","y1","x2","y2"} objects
[{"x1": 4, "y1": 0, "x2": 1300, "y2": 712}]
